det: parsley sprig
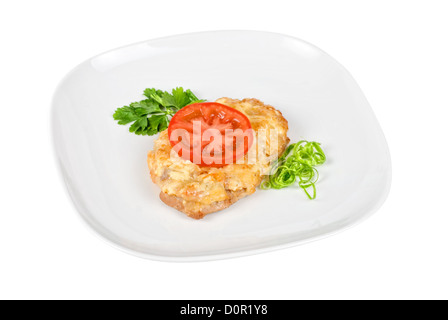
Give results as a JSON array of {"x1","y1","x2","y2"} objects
[{"x1": 113, "y1": 87, "x2": 205, "y2": 136}]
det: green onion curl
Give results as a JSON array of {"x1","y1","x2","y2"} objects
[{"x1": 261, "y1": 140, "x2": 326, "y2": 200}]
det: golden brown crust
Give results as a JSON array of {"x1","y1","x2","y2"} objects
[
  {"x1": 216, "y1": 97, "x2": 290, "y2": 158},
  {"x1": 159, "y1": 189, "x2": 248, "y2": 220},
  {"x1": 147, "y1": 98, "x2": 289, "y2": 219},
  {"x1": 216, "y1": 97, "x2": 289, "y2": 131}
]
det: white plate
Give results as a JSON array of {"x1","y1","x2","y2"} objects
[{"x1": 52, "y1": 31, "x2": 391, "y2": 261}]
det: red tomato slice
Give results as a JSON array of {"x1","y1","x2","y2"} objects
[{"x1": 168, "y1": 102, "x2": 254, "y2": 167}]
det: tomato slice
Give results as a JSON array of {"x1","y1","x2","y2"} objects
[{"x1": 168, "y1": 102, "x2": 254, "y2": 167}]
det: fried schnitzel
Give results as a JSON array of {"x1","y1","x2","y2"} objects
[{"x1": 147, "y1": 98, "x2": 289, "y2": 219}]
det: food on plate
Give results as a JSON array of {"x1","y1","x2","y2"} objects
[
  {"x1": 147, "y1": 97, "x2": 289, "y2": 219},
  {"x1": 113, "y1": 87, "x2": 326, "y2": 219},
  {"x1": 261, "y1": 141, "x2": 326, "y2": 199}
]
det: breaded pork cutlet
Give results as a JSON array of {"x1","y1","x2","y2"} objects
[{"x1": 147, "y1": 98, "x2": 289, "y2": 219}]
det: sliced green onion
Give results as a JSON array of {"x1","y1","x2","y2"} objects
[{"x1": 261, "y1": 140, "x2": 326, "y2": 200}]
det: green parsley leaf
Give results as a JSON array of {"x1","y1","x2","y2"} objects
[
  {"x1": 131, "y1": 99, "x2": 162, "y2": 116},
  {"x1": 171, "y1": 87, "x2": 191, "y2": 108},
  {"x1": 185, "y1": 89, "x2": 203, "y2": 103},
  {"x1": 143, "y1": 88, "x2": 174, "y2": 107},
  {"x1": 129, "y1": 116, "x2": 149, "y2": 135},
  {"x1": 143, "y1": 88, "x2": 164, "y2": 101},
  {"x1": 113, "y1": 87, "x2": 205, "y2": 136},
  {"x1": 149, "y1": 115, "x2": 169, "y2": 132},
  {"x1": 113, "y1": 106, "x2": 139, "y2": 125}
]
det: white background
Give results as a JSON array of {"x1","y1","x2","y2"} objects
[{"x1": 1, "y1": 0, "x2": 447, "y2": 300}]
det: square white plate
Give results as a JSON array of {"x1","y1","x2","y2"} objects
[{"x1": 52, "y1": 31, "x2": 391, "y2": 261}]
